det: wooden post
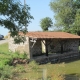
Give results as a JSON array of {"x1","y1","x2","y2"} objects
[
  {"x1": 61, "y1": 40, "x2": 63, "y2": 54},
  {"x1": 42, "y1": 68, "x2": 47, "y2": 80},
  {"x1": 45, "y1": 40, "x2": 48, "y2": 56},
  {"x1": 61, "y1": 43, "x2": 63, "y2": 54}
]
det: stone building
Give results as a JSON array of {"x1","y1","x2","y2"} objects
[{"x1": 9, "y1": 32, "x2": 80, "y2": 62}]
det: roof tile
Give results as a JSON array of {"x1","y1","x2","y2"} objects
[{"x1": 25, "y1": 32, "x2": 80, "y2": 39}]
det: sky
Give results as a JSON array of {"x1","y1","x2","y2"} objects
[{"x1": 0, "y1": 0, "x2": 55, "y2": 36}]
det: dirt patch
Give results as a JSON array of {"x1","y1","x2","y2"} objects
[{"x1": 11, "y1": 58, "x2": 29, "y2": 66}]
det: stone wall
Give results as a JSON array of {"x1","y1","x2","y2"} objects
[
  {"x1": 48, "y1": 39, "x2": 61, "y2": 53},
  {"x1": 9, "y1": 37, "x2": 30, "y2": 58},
  {"x1": 63, "y1": 40, "x2": 79, "y2": 53},
  {"x1": 9, "y1": 37, "x2": 42, "y2": 59},
  {"x1": 29, "y1": 39, "x2": 42, "y2": 58},
  {"x1": 48, "y1": 39, "x2": 79, "y2": 54}
]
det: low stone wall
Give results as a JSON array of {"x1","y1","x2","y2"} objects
[{"x1": 9, "y1": 37, "x2": 30, "y2": 58}]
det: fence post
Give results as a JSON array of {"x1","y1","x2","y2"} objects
[{"x1": 42, "y1": 68, "x2": 47, "y2": 80}]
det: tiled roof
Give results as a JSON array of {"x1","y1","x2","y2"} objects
[{"x1": 25, "y1": 32, "x2": 80, "y2": 39}]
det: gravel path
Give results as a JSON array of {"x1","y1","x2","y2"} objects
[{"x1": 0, "y1": 39, "x2": 8, "y2": 45}]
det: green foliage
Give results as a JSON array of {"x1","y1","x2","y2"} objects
[
  {"x1": 10, "y1": 51, "x2": 28, "y2": 59},
  {"x1": 0, "y1": 43, "x2": 28, "y2": 65},
  {"x1": 14, "y1": 35, "x2": 26, "y2": 44},
  {"x1": 40, "y1": 17, "x2": 53, "y2": 31},
  {"x1": 50, "y1": 0, "x2": 80, "y2": 35},
  {"x1": 0, "y1": 43, "x2": 28, "y2": 79},
  {"x1": 0, "y1": 65, "x2": 14, "y2": 80},
  {"x1": 0, "y1": 0, "x2": 33, "y2": 43}
]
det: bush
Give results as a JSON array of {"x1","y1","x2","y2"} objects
[
  {"x1": 0, "y1": 58, "x2": 12, "y2": 69},
  {"x1": 0, "y1": 65, "x2": 14, "y2": 79},
  {"x1": 10, "y1": 51, "x2": 28, "y2": 59}
]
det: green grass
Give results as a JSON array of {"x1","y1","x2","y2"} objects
[
  {"x1": 0, "y1": 43, "x2": 80, "y2": 80},
  {"x1": 0, "y1": 43, "x2": 11, "y2": 63},
  {"x1": 0, "y1": 43, "x2": 9, "y2": 53},
  {"x1": 64, "y1": 60, "x2": 80, "y2": 75}
]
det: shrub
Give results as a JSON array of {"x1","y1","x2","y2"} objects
[
  {"x1": 0, "y1": 65, "x2": 14, "y2": 79},
  {"x1": 0, "y1": 58, "x2": 12, "y2": 69},
  {"x1": 11, "y1": 51, "x2": 28, "y2": 59}
]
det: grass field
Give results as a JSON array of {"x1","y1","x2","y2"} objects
[
  {"x1": 0, "y1": 43, "x2": 80, "y2": 80},
  {"x1": 0, "y1": 43, "x2": 9, "y2": 53}
]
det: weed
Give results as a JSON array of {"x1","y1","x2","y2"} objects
[{"x1": 0, "y1": 65, "x2": 14, "y2": 79}]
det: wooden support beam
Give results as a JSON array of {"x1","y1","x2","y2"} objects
[
  {"x1": 45, "y1": 40, "x2": 48, "y2": 56},
  {"x1": 58, "y1": 39, "x2": 64, "y2": 54},
  {"x1": 61, "y1": 43, "x2": 63, "y2": 54}
]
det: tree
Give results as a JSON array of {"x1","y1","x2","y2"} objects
[
  {"x1": 0, "y1": 0, "x2": 33, "y2": 43},
  {"x1": 40, "y1": 17, "x2": 53, "y2": 31},
  {"x1": 50, "y1": 0, "x2": 80, "y2": 35}
]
